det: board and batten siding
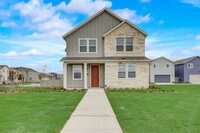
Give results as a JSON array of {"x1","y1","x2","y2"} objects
[
  {"x1": 65, "y1": 12, "x2": 121, "y2": 57},
  {"x1": 150, "y1": 58, "x2": 175, "y2": 83},
  {"x1": 67, "y1": 64, "x2": 105, "y2": 88}
]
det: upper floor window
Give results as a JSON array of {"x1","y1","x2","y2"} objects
[
  {"x1": 166, "y1": 64, "x2": 172, "y2": 68},
  {"x1": 126, "y1": 37, "x2": 133, "y2": 51},
  {"x1": 153, "y1": 64, "x2": 159, "y2": 68},
  {"x1": 187, "y1": 63, "x2": 193, "y2": 69},
  {"x1": 116, "y1": 38, "x2": 124, "y2": 51},
  {"x1": 79, "y1": 38, "x2": 97, "y2": 53},
  {"x1": 116, "y1": 37, "x2": 134, "y2": 52},
  {"x1": 73, "y1": 65, "x2": 82, "y2": 80}
]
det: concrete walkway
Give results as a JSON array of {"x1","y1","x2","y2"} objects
[{"x1": 60, "y1": 88, "x2": 123, "y2": 133}]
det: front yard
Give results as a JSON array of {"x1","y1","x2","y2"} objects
[
  {"x1": 0, "y1": 91, "x2": 85, "y2": 133},
  {"x1": 106, "y1": 85, "x2": 200, "y2": 133}
]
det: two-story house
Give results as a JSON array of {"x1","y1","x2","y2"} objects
[
  {"x1": 150, "y1": 57, "x2": 175, "y2": 83},
  {"x1": 60, "y1": 8, "x2": 150, "y2": 89},
  {"x1": 175, "y1": 56, "x2": 200, "y2": 83},
  {"x1": 0, "y1": 65, "x2": 10, "y2": 84},
  {"x1": 15, "y1": 67, "x2": 40, "y2": 83}
]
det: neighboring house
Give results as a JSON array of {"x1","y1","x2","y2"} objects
[
  {"x1": 15, "y1": 67, "x2": 40, "y2": 82},
  {"x1": 39, "y1": 73, "x2": 53, "y2": 80},
  {"x1": 49, "y1": 72, "x2": 62, "y2": 80},
  {"x1": 0, "y1": 65, "x2": 10, "y2": 84},
  {"x1": 150, "y1": 57, "x2": 175, "y2": 83},
  {"x1": 60, "y1": 8, "x2": 150, "y2": 89},
  {"x1": 9, "y1": 67, "x2": 23, "y2": 83},
  {"x1": 175, "y1": 56, "x2": 200, "y2": 83}
]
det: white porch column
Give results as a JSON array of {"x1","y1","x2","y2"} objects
[
  {"x1": 63, "y1": 63, "x2": 67, "y2": 89},
  {"x1": 84, "y1": 63, "x2": 87, "y2": 89}
]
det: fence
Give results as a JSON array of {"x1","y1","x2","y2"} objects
[{"x1": 40, "y1": 79, "x2": 63, "y2": 87}]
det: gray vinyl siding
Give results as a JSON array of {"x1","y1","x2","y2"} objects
[
  {"x1": 150, "y1": 58, "x2": 175, "y2": 83},
  {"x1": 67, "y1": 64, "x2": 105, "y2": 88},
  {"x1": 67, "y1": 64, "x2": 84, "y2": 88},
  {"x1": 65, "y1": 12, "x2": 121, "y2": 57}
]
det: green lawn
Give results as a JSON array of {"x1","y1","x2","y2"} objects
[
  {"x1": 0, "y1": 92, "x2": 85, "y2": 133},
  {"x1": 106, "y1": 85, "x2": 200, "y2": 133}
]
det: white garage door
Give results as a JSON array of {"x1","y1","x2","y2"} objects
[{"x1": 189, "y1": 74, "x2": 200, "y2": 84}]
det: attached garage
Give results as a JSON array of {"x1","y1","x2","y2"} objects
[
  {"x1": 155, "y1": 75, "x2": 170, "y2": 83},
  {"x1": 189, "y1": 74, "x2": 200, "y2": 84}
]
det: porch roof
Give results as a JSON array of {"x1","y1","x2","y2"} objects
[{"x1": 60, "y1": 56, "x2": 150, "y2": 63}]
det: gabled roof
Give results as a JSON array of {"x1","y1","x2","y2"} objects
[
  {"x1": 16, "y1": 67, "x2": 38, "y2": 73},
  {"x1": 175, "y1": 56, "x2": 200, "y2": 65},
  {"x1": 150, "y1": 56, "x2": 174, "y2": 64},
  {"x1": 103, "y1": 19, "x2": 148, "y2": 37},
  {"x1": 0, "y1": 65, "x2": 9, "y2": 69},
  {"x1": 62, "y1": 7, "x2": 148, "y2": 38}
]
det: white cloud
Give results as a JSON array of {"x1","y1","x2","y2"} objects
[
  {"x1": 56, "y1": 0, "x2": 112, "y2": 16},
  {"x1": 20, "y1": 49, "x2": 42, "y2": 56},
  {"x1": 181, "y1": 0, "x2": 200, "y2": 8},
  {"x1": 159, "y1": 20, "x2": 164, "y2": 24},
  {"x1": 139, "y1": 0, "x2": 151, "y2": 3},
  {"x1": 196, "y1": 34, "x2": 200, "y2": 40},
  {"x1": 4, "y1": 51, "x2": 18, "y2": 57},
  {"x1": 1, "y1": 21, "x2": 16, "y2": 27},
  {"x1": 114, "y1": 8, "x2": 151, "y2": 24},
  {"x1": 14, "y1": 0, "x2": 54, "y2": 22},
  {"x1": 180, "y1": 45, "x2": 200, "y2": 55},
  {"x1": 14, "y1": 0, "x2": 74, "y2": 39},
  {"x1": 0, "y1": 10, "x2": 10, "y2": 18}
]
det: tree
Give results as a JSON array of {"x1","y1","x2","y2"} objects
[
  {"x1": 9, "y1": 71, "x2": 17, "y2": 84},
  {"x1": 18, "y1": 74, "x2": 22, "y2": 82}
]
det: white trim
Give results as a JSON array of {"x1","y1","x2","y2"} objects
[
  {"x1": 103, "y1": 20, "x2": 148, "y2": 37},
  {"x1": 78, "y1": 38, "x2": 97, "y2": 53},
  {"x1": 61, "y1": 60, "x2": 150, "y2": 63},
  {"x1": 72, "y1": 65, "x2": 82, "y2": 80},
  {"x1": 84, "y1": 63, "x2": 87, "y2": 89},
  {"x1": 90, "y1": 65, "x2": 100, "y2": 87},
  {"x1": 187, "y1": 63, "x2": 193, "y2": 69},
  {"x1": 153, "y1": 63, "x2": 159, "y2": 69}
]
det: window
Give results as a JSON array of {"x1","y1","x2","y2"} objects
[
  {"x1": 80, "y1": 39, "x2": 87, "y2": 52},
  {"x1": 126, "y1": 38, "x2": 133, "y2": 51},
  {"x1": 89, "y1": 40, "x2": 96, "y2": 52},
  {"x1": 187, "y1": 63, "x2": 193, "y2": 69},
  {"x1": 153, "y1": 64, "x2": 159, "y2": 68},
  {"x1": 116, "y1": 38, "x2": 124, "y2": 51},
  {"x1": 79, "y1": 38, "x2": 97, "y2": 53},
  {"x1": 166, "y1": 64, "x2": 172, "y2": 68},
  {"x1": 73, "y1": 65, "x2": 82, "y2": 80},
  {"x1": 128, "y1": 64, "x2": 136, "y2": 78},
  {"x1": 30, "y1": 77, "x2": 32, "y2": 80},
  {"x1": 118, "y1": 64, "x2": 126, "y2": 78}
]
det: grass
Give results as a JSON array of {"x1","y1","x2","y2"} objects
[
  {"x1": 0, "y1": 92, "x2": 85, "y2": 133},
  {"x1": 106, "y1": 85, "x2": 200, "y2": 133}
]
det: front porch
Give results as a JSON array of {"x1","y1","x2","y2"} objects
[{"x1": 63, "y1": 63, "x2": 105, "y2": 89}]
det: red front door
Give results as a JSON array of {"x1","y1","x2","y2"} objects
[{"x1": 91, "y1": 66, "x2": 99, "y2": 87}]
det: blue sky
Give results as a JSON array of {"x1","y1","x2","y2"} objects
[{"x1": 0, "y1": 0, "x2": 200, "y2": 73}]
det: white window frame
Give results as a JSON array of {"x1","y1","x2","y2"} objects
[
  {"x1": 118, "y1": 64, "x2": 126, "y2": 78},
  {"x1": 153, "y1": 63, "x2": 159, "y2": 69},
  {"x1": 128, "y1": 64, "x2": 136, "y2": 78},
  {"x1": 78, "y1": 38, "x2": 97, "y2": 53},
  {"x1": 187, "y1": 63, "x2": 193, "y2": 69},
  {"x1": 118, "y1": 63, "x2": 136, "y2": 79},
  {"x1": 126, "y1": 37, "x2": 134, "y2": 52},
  {"x1": 116, "y1": 37, "x2": 134, "y2": 52},
  {"x1": 72, "y1": 65, "x2": 82, "y2": 80},
  {"x1": 116, "y1": 37, "x2": 124, "y2": 52},
  {"x1": 166, "y1": 63, "x2": 172, "y2": 68}
]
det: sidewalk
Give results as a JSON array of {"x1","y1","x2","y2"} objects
[{"x1": 60, "y1": 88, "x2": 123, "y2": 133}]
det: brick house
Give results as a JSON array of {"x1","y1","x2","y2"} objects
[{"x1": 60, "y1": 8, "x2": 150, "y2": 89}]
